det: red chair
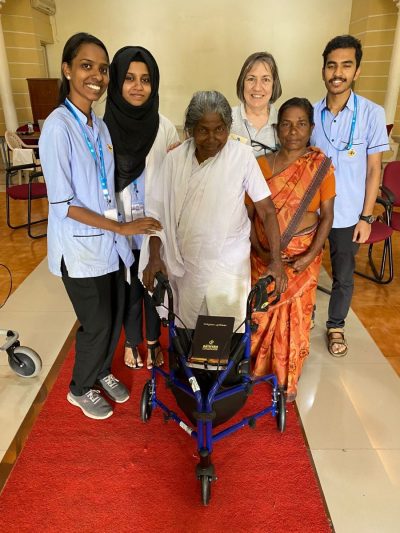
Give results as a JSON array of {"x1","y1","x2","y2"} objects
[
  {"x1": 355, "y1": 161, "x2": 400, "y2": 284},
  {"x1": 382, "y1": 161, "x2": 400, "y2": 234},
  {"x1": 6, "y1": 162, "x2": 47, "y2": 239}
]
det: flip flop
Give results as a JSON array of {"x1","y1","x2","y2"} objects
[
  {"x1": 147, "y1": 340, "x2": 164, "y2": 369},
  {"x1": 124, "y1": 343, "x2": 143, "y2": 369}
]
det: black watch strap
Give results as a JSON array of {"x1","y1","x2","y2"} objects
[{"x1": 359, "y1": 214, "x2": 375, "y2": 224}]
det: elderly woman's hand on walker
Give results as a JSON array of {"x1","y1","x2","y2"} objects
[
  {"x1": 142, "y1": 236, "x2": 168, "y2": 292},
  {"x1": 253, "y1": 195, "x2": 288, "y2": 295}
]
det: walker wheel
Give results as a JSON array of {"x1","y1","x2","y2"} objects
[
  {"x1": 140, "y1": 380, "x2": 153, "y2": 422},
  {"x1": 200, "y1": 475, "x2": 211, "y2": 506},
  {"x1": 8, "y1": 346, "x2": 42, "y2": 378},
  {"x1": 276, "y1": 388, "x2": 286, "y2": 433}
]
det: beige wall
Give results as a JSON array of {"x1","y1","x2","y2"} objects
[
  {"x1": 350, "y1": 0, "x2": 399, "y2": 137},
  {"x1": 0, "y1": 0, "x2": 54, "y2": 134},
  {"x1": 46, "y1": 0, "x2": 353, "y2": 124}
]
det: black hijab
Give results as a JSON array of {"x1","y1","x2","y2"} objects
[{"x1": 104, "y1": 46, "x2": 160, "y2": 192}]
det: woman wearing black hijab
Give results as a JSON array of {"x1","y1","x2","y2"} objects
[{"x1": 105, "y1": 46, "x2": 179, "y2": 369}]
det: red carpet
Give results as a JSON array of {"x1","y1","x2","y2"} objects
[{"x1": 0, "y1": 336, "x2": 332, "y2": 533}]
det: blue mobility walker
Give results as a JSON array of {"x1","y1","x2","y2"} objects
[{"x1": 140, "y1": 273, "x2": 286, "y2": 505}]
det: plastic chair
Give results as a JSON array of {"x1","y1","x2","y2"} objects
[
  {"x1": 354, "y1": 162, "x2": 399, "y2": 284},
  {"x1": 5, "y1": 162, "x2": 47, "y2": 239},
  {"x1": 5, "y1": 130, "x2": 39, "y2": 154},
  {"x1": 4, "y1": 130, "x2": 40, "y2": 184}
]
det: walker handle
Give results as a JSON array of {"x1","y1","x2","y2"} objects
[
  {"x1": 251, "y1": 275, "x2": 280, "y2": 313},
  {"x1": 152, "y1": 271, "x2": 174, "y2": 315}
]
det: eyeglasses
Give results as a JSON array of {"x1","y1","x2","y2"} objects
[{"x1": 250, "y1": 139, "x2": 278, "y2": 157}]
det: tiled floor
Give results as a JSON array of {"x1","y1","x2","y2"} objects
[
  {"x1": 299, "y1": 270, "x2": 400, "y2": 532},
  {"x1": 1, "y1": 262, "x2": 400, "y2": 531}
]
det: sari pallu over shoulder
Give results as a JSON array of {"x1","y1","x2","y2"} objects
[{"x1": 255, "y1": 148, "x2": 331, "y2": 253}]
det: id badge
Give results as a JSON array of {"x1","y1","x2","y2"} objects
[
  {"x1": 104, "y1": 207, "x2": 118, "y2": 221},
  {"x1": 131, "y1": 203, "x2": 145, "y2": 220}
]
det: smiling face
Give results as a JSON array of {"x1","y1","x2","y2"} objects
[
  {"x1": 322, "y1": 47, "x2": 360, "y2": 97},
  {"x1": 193, "y1": 112, "x2": 229, "y2": 163},
  {"x1": 243, "y1": 61, "x2": 273, "y2": 112},
  {"x1": 277, "y1": 106, "x2": 313, "y2": 152},
  {"x1": 122, "y1": 61, "x2": 151, "y2": 106},
  {"x1": 63, "y1": 42, "x2": 109, "y2": 112}
]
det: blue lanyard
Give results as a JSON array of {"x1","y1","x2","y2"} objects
[
  {"x1": 321, "y1": 93, "x2": 357, "y2": 151},
  {"x1": 64, "y1": 99, "x2": 111, "y2": 205}
]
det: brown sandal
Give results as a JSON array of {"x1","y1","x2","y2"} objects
[
  {"x1": 327, "y1": 328, "x2": 348, "y2": 357},
  {"x1": 124, "y1": 343, "x2": 143, "y2": 369}
]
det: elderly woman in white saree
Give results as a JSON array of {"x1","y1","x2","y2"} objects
[{"x1": 140, "y1": 91, "x2": 286, "y2": 330}]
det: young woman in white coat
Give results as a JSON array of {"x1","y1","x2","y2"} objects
[{"x1": 104, "y1": 46, "x2": 179, "y2": 370}]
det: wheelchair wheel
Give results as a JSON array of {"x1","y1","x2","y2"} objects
[
  {"x1": 276, "y1": 389, "x2": 286, "y2": 433},
  {"x1": 200, "y1": 475, "x2": 211, "y2": 506},
  {"x1": 8, "y1": 346, "x2": 42, "y2": 378},
  {"x1": 140, "y1": 380, "x2": 153, "y2": 422}
]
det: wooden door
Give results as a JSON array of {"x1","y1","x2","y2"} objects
[{"x1": 27, "y1": 78, "x2": 60, "y2": 123}]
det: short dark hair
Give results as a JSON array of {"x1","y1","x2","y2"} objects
[
  {"x1": 236, "y1": 52, "x2": 282, "y2": 104},
  {"x1": 277, "y1": 97, "x2": 314, "y2": 126},
  {"x1": 58, "y1": 32, "x2": 109, "y2": 104},
  {"x1": 322, "y1": 35, "x2": 362, "y2": 69}
]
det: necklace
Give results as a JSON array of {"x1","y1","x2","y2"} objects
[
  {"x1": 271, "y1": 152, "x2": 278, "y2": 175},
  {"x1": 271, "y1": 149, "x2": 311, "y2": 176}
]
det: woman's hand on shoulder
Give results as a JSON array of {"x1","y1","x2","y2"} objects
[{"x1": 119, "y1": 217, "x2": 162, "y2": 236}]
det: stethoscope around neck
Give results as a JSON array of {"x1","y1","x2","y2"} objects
[{"x1": 321, "y1": 92, "x2": 358, "y2": 151}]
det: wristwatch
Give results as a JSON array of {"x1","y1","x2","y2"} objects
[{"x1": 359, "y1": 214, "x2": 375, "y2": 224}]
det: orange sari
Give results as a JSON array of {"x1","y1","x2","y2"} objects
[{"x1": 251, "y1": 149, "x2": 330, "y2": 397}]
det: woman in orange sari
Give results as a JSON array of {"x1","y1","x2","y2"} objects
[{"x1": 248, "y1": 97, "x2": 335, "y2": 402}]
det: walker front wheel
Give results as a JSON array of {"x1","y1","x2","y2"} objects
[
  {"x1": 8, "y1": 347, "x2": 42, "y2": 378},
  {"x1": 200, "y1": 475, "x2": 211, "y2": 506},
  {"x1": 276, "y1": 389, "x2": 286, "y2": 433},
  {"x1": 140, "y1": 380, "x2": 153, "y2": 422}
]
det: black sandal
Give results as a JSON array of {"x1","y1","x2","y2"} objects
[
  {"x1": 147, "y1": 341, "x2": 164, "y2": 369},
  {"x1": 124, "y1": 342, "x2": 143, "y2": 369}
]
